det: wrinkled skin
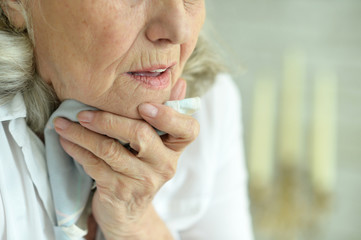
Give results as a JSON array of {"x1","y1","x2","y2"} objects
[
  {"x1": 5, "y1": 0, "x2": 205, "y2": 238},
  {"x1": 32, "y1": 0, "x2": 205, "y2": 120}
]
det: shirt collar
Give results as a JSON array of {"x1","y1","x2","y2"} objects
[{"x1": 0, "y1": 93, "x2": 27, "y2": 122}]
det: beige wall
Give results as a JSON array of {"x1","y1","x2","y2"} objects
[{"x1": 205, "y1": 0, "x2": 361, "y2": 239}]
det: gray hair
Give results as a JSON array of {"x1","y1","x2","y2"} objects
[
  {"x1": 0, "y1": 4, "x2": 223, "y2": 135},
  {"x1": 0, "y1": 4, "x2": 57, "y2": 135}
]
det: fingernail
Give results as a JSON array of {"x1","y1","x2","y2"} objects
[
  {"x1": 54, "y1": 117, "x2": 71, "y2": 130},
  {"x1": 78, "y1": 111, "x2": 94, "y2": 123},
  {"x1": 139, "y1": 103, "x2": 158, "y2": 118}
]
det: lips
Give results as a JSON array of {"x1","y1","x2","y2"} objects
[
  {"x1": 129, "y1": 68, "x2": 166, "y2": 77},
  {"x1": 126, "y1": 64, "x2": 175, "y2": 89}
]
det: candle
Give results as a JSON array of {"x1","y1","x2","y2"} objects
[
  {"x1": 278, "y1": 49, "x2": 306, "y2": 169},
  {"x1": 311, "y1": 69, "x2": 338, "y2": 194},
  {"x1": 249, "y1": 73, "x2": 277, "y2": 188}
]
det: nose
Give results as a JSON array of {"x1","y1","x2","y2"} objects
[{"x1": 145, "y1": 0, "x2": 192, "y2": 45}]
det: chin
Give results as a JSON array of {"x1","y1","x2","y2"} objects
[{"x1": 97, "y1": 91, "x2": 170, "y2": 120}]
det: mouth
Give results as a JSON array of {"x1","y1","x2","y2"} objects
[{"x1": 126, "y1": 64, "x2": 175, "y2": 89}]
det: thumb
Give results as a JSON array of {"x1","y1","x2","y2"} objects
[{"x1": 169, "y1": 78, "x2": 187, "y2": 101}]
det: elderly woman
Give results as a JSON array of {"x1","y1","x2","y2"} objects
[{"x1": 0, "y1": 0, "x2": 253, "y2": 239}]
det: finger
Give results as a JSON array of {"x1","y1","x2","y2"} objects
[
  {"x1": 169, "y1": 78, "x2": 187, "y2": 101},
  {"x1": 54, "y1": 117, "x2": 147, "y2": 177},
  {"x1": 76, "y1": 111, "x2": 170, "y2": 161},
  {"x1": 59, "y1": 137, "x2": 155, "y2": 200},
  {"x1": 58, "y1": 136, "x2": 115, "y2": 183},
  {"x1": 138, "y1": 103, "x2": 200, "y2": 150}
]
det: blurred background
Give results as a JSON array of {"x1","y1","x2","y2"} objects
[{"x1": 205, "y1": 0, "x2": 361, "y2": 239}]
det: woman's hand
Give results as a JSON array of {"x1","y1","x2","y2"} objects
[{"x1": 53, "y1": 79, "x2": 199, "y2": 239}]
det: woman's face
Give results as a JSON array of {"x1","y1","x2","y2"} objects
[{"x1": 31, "y1": 0, "x2": 205, "y2": 118}]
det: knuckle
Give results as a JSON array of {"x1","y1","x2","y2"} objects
[
  {"x1": 142, "y1": 175, "x2": 158, "y2": 192},
  {"x1": 83, "y1": 152, "x2": 101, "y2": 167},
  {"x1": 158, "y1": 161, "x2": 177, "y2": 181},
  {"x1": 130, "y1": 122, "x2": 155, "y2": 152},
  {"x1": 163, "y1": 164, "x2": 177, "y2": 181},
  {"x1": 100, "y1": 112, "x2": 117, "y2": 132},
  {"x1": 113, "y1": 178, "x2": 131, "y2": 201},
  {"x1": 82, "y1": 160, "x2": 102, "y2": 179},
  {"x1": 133, "y1": 122, "x2": 152, "y2": 141},
  {"x1": 98, "y1": 138, "x2": 120, "y2": 161},
  {"x1": 185, "y1": 118, "x2": 200, "y2": 140}
]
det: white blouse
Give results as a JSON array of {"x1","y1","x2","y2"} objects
[{"x1": 0, "y1": 74, "x2": 253, "y2": 240}]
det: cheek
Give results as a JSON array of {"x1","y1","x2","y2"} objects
[
  {"x1": 46, "y1": 20, "x2": 143, "y2": 100},
  {"x1": 84, "y1": 3, "x2": 146, "y2": 66},
  {"x1": 179, "y1": 9, "x2": 205, "y2": 67},
  {"x1": 179, "y1": 34, "x2": 201, "y2": 71},
  {"x1": 87, "y1": 23, "x2": 138, "y2": 68}
]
